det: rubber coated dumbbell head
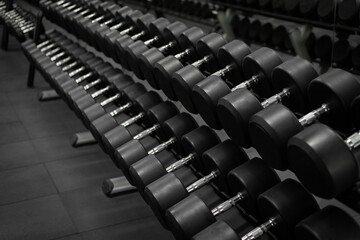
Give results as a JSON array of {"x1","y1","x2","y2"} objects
[
  {"x1": 113, "y1": 113, "x2": 198, "y2": 175},
  {"x1": 338, "y1": 0, "x2": 360, "y2": 25},
  {"x1": 244, "y1": 179, "x2": 319, "y2": 240},
  {"x1": 153, "y1": 27, "x2": 205, "y2": 100},
  {"x1": 146, "y1": 173, "x2": 220, "y2": 229},
  {"x1": 191, "y1": 219, "x2": 257, "y2": 240},
  {"x1": 249, "y1": 68, "x2": 359, "y2": 170},
  {"x1": 100, "y1": 100, "x2": 180, "y2": 156},
  {"x1": 81, "y1": 75, "x2": 136, "y2": 127},
  {"x1": 308, "y1": 69, "x2": 360, "y2": 131},
  {"x1": 129, "y1": 125, "x2": 220, "y2": 198},
  {"x1": 89, "y1": 90, "x2": 163, "y2": 138},
  {"x1": 165, "y1": 157, "x2": 279, "y2": 239},
  {"x1": 137, "y1": 22, "x2": 188, "y2": 89},
  {"x1": 288, "y1": 124, "x2": 359, "y2": 199},
  {"x1": 351, "y1": 95, "x2": 360, "y2": 129},
  {"x1": 172, "y1": 33, "x2": 226, "y2": 113},
  {"x1": 89, "y1": 83, "x2": 148, "y2": 149},
  {"x1": 295, "y1": 206, "x2": 360, "y2": 240},
  {"x1": 191, "y1": 40, "x2": 251, "y2": 128},
  {"x1": 201, "y1": 140, "x2": 249, "y2": 193},
  {"x1": 227, "y1": 158, "x2": 280, "y2": 217},
  {"x1": 125, "y1": 18, "x2": 170, "y2": 79},
  {"x1": 243, "y1": 47, "x2": 282, "y2": 97}
]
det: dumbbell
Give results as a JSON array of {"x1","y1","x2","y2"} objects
[
  {"x1": 317, "y1": 0, "x2": 341, "y2": 22},
  {"x1": 123, "y1": 18, "x2": 179, "y2": 79},
  {"x1": 134, "y1": 21, "x2": 190, "y2": 88},
  {"x1": 59, "y1": 61, "x2": 117, "y2": 99},
  {"x1": 93, "y1": 6, "x2": 133, "y2": 56},
  {"x1": 114, "y1": 13, "x2": 173, "y2": 70},
  {"x1": 314, "y1": 35, "x2": 332, "y2": 63},
  {"x1": 192, "y1": 46, "x2": 282, "y2": 129},
  {"x1": 143, "y1": 138, "x2": 247, "y2": 228},
  {"x1": 83, "y1": 9, "x2": 147, "y2": 53},
  {"x1": 249, "y1": 68, "x2": 360, "y2": 170},
  {"x1": 217, "y1": 57, "x2": 316, "y2": 148},
  {"x1": 333, "y1": 39, "x2": 354, "y2": 68},
  {"x1": 98, "y1": 101, "x2": 179, "y2": 158},
  {"x1": 113, "y1": 113, "x2": 198, "y2": 182},
  {"x1": 44, "y1": 52, "x2": 106, "y2": 92},
  {"x1": 72, "y1": 78, "x2": 146, "y2": 125},
  {"x1": 77, "y1": 4, "x2": 123, "y2": 49},
  {"x1": 338, "y1": 0, "x2": 360, "y2": 26},
  {"x1": 288, "y1": 123, "x2": 360, "y2": 198},
  {"x1": 154, "y1": 33, "x2": 227, "y2": 112},
  {"x1": 50, "y1": 55, "x2": 111, "y2": 90},
  {"x1": 85, "y1": 90, "x2": 163, "y2": 141},
  {"x1": 130, "y1": 126, "x2": 222, "y2": 197},
  {"x1": 299, "y1": 0, "x2": 319, "y2": 18},
  {"x1": 152, "y1": 27, "x2": 206, "y2": 100},
  {"x1": 241, "y1": 179, "x2": 319, "y2": 240},
  {"x1": 172, "y1": 40, "x2": 251, "y2": 115},
  {"x1": 165, "y1": 158, "x2": 280, "y2": 240},
  {"x1": 296, "y1": 205, "x2": 360, "y2": 239}
]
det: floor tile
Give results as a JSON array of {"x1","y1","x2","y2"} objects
[
  {"x1": 0, "y1": 92, "x2": 12, "y2": 107},
  {"x1": 0, "y1": 121, "x2": 29, "y2": 145},
  {"x1": 0, "y1": 164, "x2": 57, "y2": 205},
  {"x1": 0, "y1": 140, "x2": 41, "y2": 170},
  {"x1": 53, "y1": 234, "x2": 83, "y2": 240},
  {"x1": 82, "y1": 216, "x2": 174, "y2": 240},
  {"x1": 0, "y1": 195, "x2": 77, "y2": 240},
  {"x1": 32, "y1": 134, "x2": 101, "y2": 162},
  {"x1": 22, "y1": 115, "x2": 85, "y2": 139},
  {"x1": 60, "y1": 186, "x2": 153, "y2": 232},
  {"x1": 46, "y1": 153, "x2": 120, "y2": 192},
  {"x1": 0, "y1": 106, "x2": 18, "y2": 124}
]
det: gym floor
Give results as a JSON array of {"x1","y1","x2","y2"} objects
[{"x1": 0, "y1": 27, "x2": 173, "y2": 240}]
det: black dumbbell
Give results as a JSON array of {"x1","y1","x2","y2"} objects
[
  {"x1": 98, "y1": 101, "x2": 179, "y2": 158},
  {"x1": 114, "y1": 13, "x2": 172, "y2": 70},
  {"x1": 49, "y1": 56, "x2": 108, "y2": 95},
  {"x1": 314, "y1": 35, "x2": 333, "y2": 63},
  {"x1": 249, "y1": 68, "x2": 360, "y2": 170},
  {"x1": 113, "y1": 113, "x2": 198, "y2": 182},
  {"x1": 192, "y1": 46, "x2": 284, "y2": 130},
  {"x1": 135, "y1": 22, "x2": 190, "y2": 88},
  {"x1": 86, "y1": 90, "x2": 164, "y2": 145},
  {"x1": 338, "y1": 0, "x2": 360, "y2": 26},
  {"x1": 191, "y1": 219, "x2": 273, "y2": 240},
  {"x1": 143, "y1": 139, "x2": 247, "y2": 228},
  {"x1": 59, "y1": 61, "x2": 116, "y2": 99},
  {"x1": 70, "y1": 73, "x2": 135, "y2": 114},
  {"x1": 153, "y1": 27, "x2": 206, "y2": 100},
  {"x1": 63, "y1": 66, "x2": 124, "y2": 103},
  {"x1": 129, "y1": 126, "x2": 222, "y2": 198},
  {"x1": 299, "y1": 0, "x2": 319, "y2": 18},
  {"x1": 241, "y1": 179, "x2": 319, "y2": 240},
  {"x1": 173, "y1": 40, "x2": 251, "y2": 116},
  {"x1": 80, "y1": 77, "x2": 152, "y2": 126},
  {"x1": 288, "y1": 123, "x2": 360, "y2": 198},
  {"x1": 165, "y1": 158, "x2": 280, "y2": 240},
  {"x1": 295, "y1": 206, "x2": 360, "y2": 239},
  {"x1": 124, "y1": 18, "x2": 181, "y2": 79},
  {"x1": 74, "y1": 80, "x2": 148, "y2": 127},
  {"x1": 317, "y1": 0, "x2": 341, "y2": 22},
  {"x1": 217, "y1": 57, "x2": 316, "y2": 148},
  {"x1": 333, "y1": 39, "x2": 354, "y2": 68}
]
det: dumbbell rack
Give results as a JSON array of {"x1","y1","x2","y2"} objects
[
  {"x1": 0, "y1": 0, "x2": 44, "y2": 50},
  {"x1": 20, "y1": 0, "x2": 360, "y2": 238},
  {"x1": 116, "y1": 0, "x2": 219, "y2": 27},
  {"x1": 210, "y1": 0, "x2": 360, "y2": 34}
]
